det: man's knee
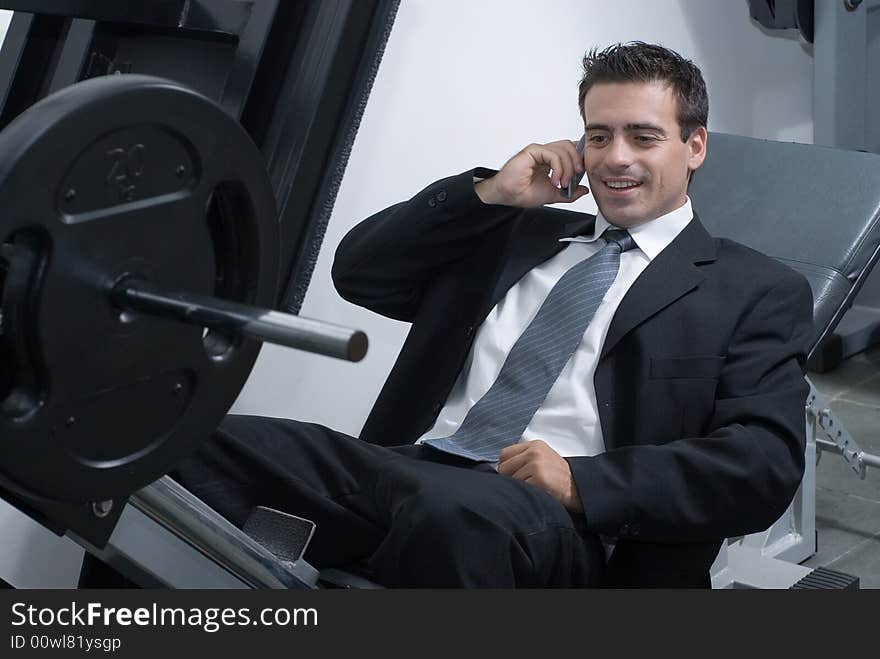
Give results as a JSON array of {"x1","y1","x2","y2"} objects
[
  {"x1": 382, "y1": 478, "x2": 593, "y2": 586},
  {"x1": 371, "y1": 490, "x2": 529, "y2": 586}
]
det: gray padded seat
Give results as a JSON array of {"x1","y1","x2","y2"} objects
[{"x1": 689, "y1": 132, "x2": 880, "y2": 356}]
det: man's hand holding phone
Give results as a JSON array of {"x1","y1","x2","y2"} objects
[{"x1": 475, "y1": 137, "x2": 589, "y2": 208}]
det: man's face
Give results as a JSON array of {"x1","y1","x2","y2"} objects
[{"x1": 582, "y1": 81, "x2": 706, "y2": 228}]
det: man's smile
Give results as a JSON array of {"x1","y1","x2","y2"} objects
[{"x1": 600, "y1": 177, "x2": 644, "y2": 196}]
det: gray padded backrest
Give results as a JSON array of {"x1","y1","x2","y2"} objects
[{"x1": 689, "y1": 132, "x2": 880, "y2": 352}]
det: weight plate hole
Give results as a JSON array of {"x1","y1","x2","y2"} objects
[{"x1": 203, "y1": 328, "x2": 234, "y2": 361}]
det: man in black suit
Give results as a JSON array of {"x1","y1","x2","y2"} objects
[{"x1": 167, "y1": 42, "x2": 814, "y2": 588}]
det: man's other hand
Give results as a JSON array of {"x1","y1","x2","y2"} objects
[
  {"x1": 475, "y1": 140, "x2": 590, "y2": 208},
  {"x1": 498, "y1": 440, "x2": 583, "y2": 512}
]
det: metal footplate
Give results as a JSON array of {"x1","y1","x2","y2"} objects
[
  {"x1": 791, "y1": 567, "x2": 859, "y2": 589},
  {"x1": 240, "y1": 507, "x2": 385, "y2": 589},
  {"x1": 243, "y1": 507, "x2": 316, "y2": 563},
  {"x1": 242, "y1": 506, "x2": 320, "y2": 585}
]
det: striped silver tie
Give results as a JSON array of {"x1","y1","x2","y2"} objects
[{"x1": 424, "y1": 229, "x2": 636, "y2": 462}]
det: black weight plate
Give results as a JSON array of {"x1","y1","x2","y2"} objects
[{"x1": 0, "y1": 75, "x2": 278, "y2": 503}]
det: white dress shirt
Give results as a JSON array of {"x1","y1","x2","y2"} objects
[{"x1": 417, "y1": 197, "x2": 694, "y2": 458}]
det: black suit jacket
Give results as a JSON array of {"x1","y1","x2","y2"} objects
[{"x1": 331, "y1": 169, "x2": 814, "y2": 587}]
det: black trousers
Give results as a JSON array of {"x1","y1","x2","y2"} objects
[{"x1": 163, "y1": 415, "x2": 605, "y2": 588}]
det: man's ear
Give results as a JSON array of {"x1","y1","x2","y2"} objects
[{"x1": 687, "y1": 126, "x2": 708, "y2": 172}]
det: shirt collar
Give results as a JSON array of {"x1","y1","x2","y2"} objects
[{"x1": 559, "y1": 197, "x2": 694, "y2": 261}]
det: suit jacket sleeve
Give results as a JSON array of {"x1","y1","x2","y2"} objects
[
  {"x1": 332, "y1": 168, "x2": 516, "y2": 322},
  {"x1": 569, "y1": 271, "x2": 814, "y2": 543}
]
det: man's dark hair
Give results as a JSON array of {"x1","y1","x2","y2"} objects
[{"x1": 578, "y1": 42, "x2": 708, "y2": 142}]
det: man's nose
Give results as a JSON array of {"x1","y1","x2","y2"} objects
[{"x1": 605, "y1": 138, "x2": 634, "y2": 169}]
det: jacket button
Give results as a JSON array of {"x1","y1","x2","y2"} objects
[
  {"x1": 464, "y1": 324, "x2": 475, "y2": 339},
  {"x1": 427, "y1": 196, "x2": 437, "y2": 208},
  {"x1": 619, "y1": 523, "x2": 630, "y2": 536},
  {"x1": 432, "y1": 402, "x2": 443, "y2": 415},
  {"x1": 437, "y1": 190, "x2": 448, "y2": 202}
]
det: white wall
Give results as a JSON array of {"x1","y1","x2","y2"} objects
[
  {"x1": 0, "y1": 0, "x2": 813, "y2": 588},
  {"x1": 232, "y1": 0, "x2": 814, "y2": 437}
]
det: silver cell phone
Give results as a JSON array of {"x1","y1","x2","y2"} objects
[{"x1": 562, "y1": 134, "x2": 586, "y2": 199}]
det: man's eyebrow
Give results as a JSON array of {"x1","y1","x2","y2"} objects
[
  {"x1": 625, "y1": 123, "x2": 666, "y2": 134},
  {"x1": 584, "y1": 122, "x2": 667, "y2": 134}
]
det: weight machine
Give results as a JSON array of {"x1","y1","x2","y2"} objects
[{"x1": 0, "y1": 0, "x2": 399, "y2": 589}]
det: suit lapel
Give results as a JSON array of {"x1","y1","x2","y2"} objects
[
  {"x1": 600, "y1": 214, "x2": 717, "y2": 360},
  {"x1": 486, "y1": 209, "x2": 596, "y2": 313}
]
